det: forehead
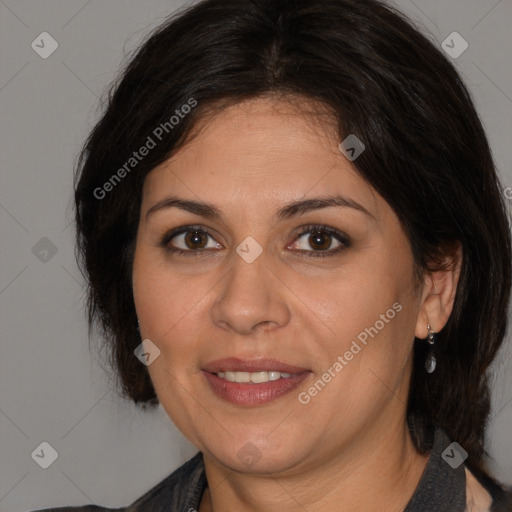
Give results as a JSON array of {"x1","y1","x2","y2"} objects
[{"x1": 141, "y1": 97, "x2": 381, "y2": 222}]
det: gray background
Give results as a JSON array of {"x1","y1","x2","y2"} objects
[{"x1": 0, "y1": 1, "x2": 511, "y2": 510}]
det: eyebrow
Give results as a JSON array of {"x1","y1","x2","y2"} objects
[{"x1": 145, "y1": 194, "x2": 374, "y2": 222}]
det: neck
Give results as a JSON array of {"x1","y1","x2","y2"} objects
[{"x1": 199, "y1": 415, "x2": 429, "y2": 512}]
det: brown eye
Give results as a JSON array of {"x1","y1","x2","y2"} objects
[
  {"x1": 289, "y1": 224, "x2": 351, "y2": 258},
  {"x1": 160, "y1": 226, "x2": 223, "y2": 256},
  {"x1": 307, "y1": 231, "x2": 333, "y2": 251},
  {"x1": 184, "y1": 230, "x2": 208, "y2": 249}
]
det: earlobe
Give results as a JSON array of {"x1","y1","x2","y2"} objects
[{"x1": 414, "y1": 242, "x2": 463, "y2": 339}]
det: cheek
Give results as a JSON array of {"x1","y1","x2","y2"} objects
[
  {"x1": 316, "y1": 250, "x2": 416, "y2": 387},
  {"x1": 317, "y1": 261, "x2": 402, "y2": 343},
  {"x1": 132, "y1": 248, "x2": 202, "y2": 412},
  {"x1": 132, "y1": 246, "x2": 204, "y2": 342}
]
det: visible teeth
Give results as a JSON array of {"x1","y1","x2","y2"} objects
[
  {"x1": 250, "y1": 371, "x2": 268, "y2": 383},
  {"x1": 215, "y1": 371, "x2": 294, "y2": 383},
  {"x1": 235, "y1": 371, "x2": 251, "y2": 383}
]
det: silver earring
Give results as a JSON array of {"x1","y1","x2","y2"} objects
[
  {"x1": 427, "y1": 323, "x2": 435, "y2": 344},
  {"x1": 425, "y1": 323, "x2": 436, "y2": 373}
]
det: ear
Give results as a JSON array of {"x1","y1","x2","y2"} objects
[{"x1": 415, "y1": 242, "x2": 463, "y2": 339}]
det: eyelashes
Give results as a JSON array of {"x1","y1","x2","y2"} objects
[
  {"x1": 289, "y1": 224, "x2": 350, "y2": 257},
  {"x1": 159, "y1": 225, "x2": 222, "y2": 257},
  {"x1": 158, "y1": 224, "x2": 351, "y2": 259}
]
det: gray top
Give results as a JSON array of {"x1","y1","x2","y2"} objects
[{"x1": 34, "y1": 428, "x2": 512, "y2": 512}]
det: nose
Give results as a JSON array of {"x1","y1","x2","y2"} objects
[{"x1": 210, "y1": 250, "x2": 291, "y2": 335}]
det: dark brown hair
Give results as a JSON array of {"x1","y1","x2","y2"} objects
[{"x1": 74, "y1": 0, "x2": 511, "y2": 481}]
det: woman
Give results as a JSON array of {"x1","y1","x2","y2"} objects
[{"x1": 36, "y1": 0, "x2": 512, "y2": 510}]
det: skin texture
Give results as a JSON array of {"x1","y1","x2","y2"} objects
[{"x1": 132, "y1": 96, "x2": 461, "y2": 511}]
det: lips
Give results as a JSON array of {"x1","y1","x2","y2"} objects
[
  {"x1": 202, "y1": 357, "x2": 311, "y2": 406},
  {"x1": 202, "y1": 357, "x2": 309, "y2": 374}
]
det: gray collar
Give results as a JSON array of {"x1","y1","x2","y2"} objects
[{"x1": 404, "y1": 427, "x2": 466, "y2": 512}]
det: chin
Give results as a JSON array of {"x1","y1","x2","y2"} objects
[{"x1": 203, "y1": 434, "x2": 311, "y2": 475}]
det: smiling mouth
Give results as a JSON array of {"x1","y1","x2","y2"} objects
[
  {"x1": 201, "y1": 357, "x2": 311, "y2": 405},
  {"x1": 214, "y1": 371, "x2": 294, "y2": 383},
  {"x1": 203, "y1": 370, "x2": 311, "y2": 406}
]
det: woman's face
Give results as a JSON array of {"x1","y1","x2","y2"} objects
[{"x1": 132, "y1": 96, "x2": 424, "y2": 474}]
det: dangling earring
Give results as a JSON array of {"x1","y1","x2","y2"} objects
[{"x1": 425, "y1": 323, "x2": 436, "y2": 373}]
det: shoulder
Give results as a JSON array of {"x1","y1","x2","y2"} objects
[
  {"x1": 469, "y1": 469, "x2": 512, "y2": 512},
  {"x1": 28, "y1": 507, "x2": 123, "y2": 512},
  {"x1": 491, "y1": 486, "x2": 512, "y2": 512},
  {"x1": 30, "y1": 452, "x2": 206, "y2": 512}
]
